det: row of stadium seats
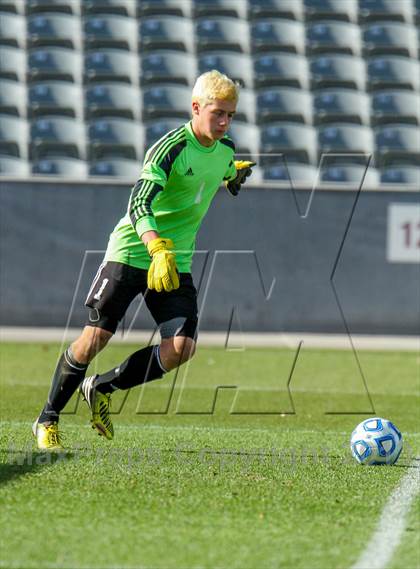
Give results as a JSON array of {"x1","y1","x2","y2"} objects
[
  {"x1": 1, "y1": 81, "x2": 418, "y2": 127},
  {"x1": 1, "y1": 114, "x2": 418, "y2": 166},
  {"x1": 1, "y1": 12, "x2": 419, "y2": 57},
  {"x1": 2, "y1": 48, "x2": 419, "y2": 92},
  {"x1": 1, "y1": 155, "x2": 418, "y2": 187},
  {"x1": 2, "y1": 0, "x2": 419, "y2": 23}
]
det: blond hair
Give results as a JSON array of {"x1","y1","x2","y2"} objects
[{"x1": 192, "y1": 70, "x2": 240, "y2": 106}]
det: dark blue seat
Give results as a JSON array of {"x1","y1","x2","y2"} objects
[
  {"x1": 198, "y1": 52, "x2": 254, "y2": 88},
  {"x1": 138, "y1": 0, "x2": 191, "y2": 18},
  {"x1": 196, "y1": 17, "x2": 250, "y2": 54},
  {"x1": 375, "y1": 125, "x2": 420, "y2": 167},
  {"x1": 88, "y1": 118, "x2": 144, "y2": 160},
  {"x1": 83, "y1": 0, "x2": 136, "y2": 17},
  {"x1": 306, "y1": 21, "x2": 361, "y2": 56},
  {"x1": 310, "y1": 54, "x2": 366, "y2": 90},
  {"x1": 363, "y1": 23, "x2": 418, "y2": 59},
  {"x1": 84, "y1": 15, "x2": 137, "y2": 51},
  {"x1": 145, "y1": 119, "x2": 185, "y2": 148},
  {"x1": 257, "y1": 88, "x2": 312, "y2": 124},
  {"x1": 141, "y1": 51, "x2": 197, "y2": 86},
  {"x1": 304, "y1": 0, "x2": 358, "y2": 23},
  {"x1": 321, "y1": 164, "x2": 380, "y2": 187},
  {"x1": 359, "y1": 0, "x2": 414, "y2": 24},
  {"x1": 263, "y1": 162, "x2": 317, "y2": 185},
  {"x1": 313, "y1": 89, "x2": 370, "y2": 125},
  {"x1": 90, "y1": 158, "x2": 141, "y2": 178},
  {"x1": 85, "y1": 50, "x2": 139, "y2": 84},
  {"x1": 193, "y1": 0, "x2": 247, "y2": 19},
  {"x1": 140, "y1": 16, "x2": 194, "y2": 52},
  {"x1": 143, "y1": 85, "x2": 190, "y2": 120},
  {"x1": 248, "y1": 0, "x2": 304, "y2": 21},
  {"x1": 367, "y1": 56, "x2": 419, "y2": 91},
  {"x1": 254, "y1": 52, "x2": 309, "y2": 89},
  {"x1": 371, "y1": 91, "x2": 420, "y2": 126},
  {"x1": 28, "y1": 48, "x2": 83, "y2": 82},
  {"x1": 261, "y1": 122, "x2": 317, "y2": 165},
  {"x1": 381, "y1": 166, "x2": 420, "y2": 185},
  {"x1": 251, "y1": 19, "x2": 305, "y2": 54},
  {"x1": 27, "y1": 13, "x2": 82, "y2": 49},
  {"x1": 27, "y1": 0, "x2": 81, "y2": 15},
  {"x1": 318, "y1": 124, "x2": 374, "y2": 164},
  {"x1": 31, "y1": 116, "x2": 85, "y2": 159},
  {"x1": 29, "y1": 82, "x2": 83, "y2": 118},
  {"x1": 33, "y1": 157, "x2": 88, "y2": 177},
  {"x1": 85, "y1": 83, "x2": 142, "y2": 120}
]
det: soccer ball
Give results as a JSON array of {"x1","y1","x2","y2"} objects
[{"x1": 350, "y1": 417, "x2": 403, "y2": 465}]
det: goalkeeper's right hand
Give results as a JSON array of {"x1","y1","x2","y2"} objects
[{"x1": 146, "y1": 237, "x2": 180, "y2": 293}]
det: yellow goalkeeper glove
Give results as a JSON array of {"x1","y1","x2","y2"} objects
[
  {"x1": 225, "y1": 160, "x2": 257, "y2": 196},
  {"x1": 146, "y1": 237, "x2": 180, "y2": 293}
]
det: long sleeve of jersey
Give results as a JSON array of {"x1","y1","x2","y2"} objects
[{"x1": 128, "y1": 125, "x2": 187, "y2": 239}]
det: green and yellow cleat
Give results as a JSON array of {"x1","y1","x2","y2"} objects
[
  {"x1": 79, "y1": 376, "x2": 114, "y2": 440},
  {"x1": 32, "y1": 418, "x2": 64, "y2": 451}
]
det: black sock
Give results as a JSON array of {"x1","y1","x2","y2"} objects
[
  {"x1": 39, "y1": 348, "x2": 88, "y2": 423},
  {"x1": 95, "y1": 345, "x2": 166, "y2": 393}
]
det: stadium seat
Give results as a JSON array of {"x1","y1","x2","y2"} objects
[
  {"x1": 31, "y1": 116, "x2": 86, "y2": 159},
  {"x1": 0, "y1": 155, "x2": 30, "y2": 175},
  {"x1": 251, "y1": 19, "x2": 305, "y2": 54},
  {"x1": 257, "y1": 88, "x2": 312, "y2": 125},
  {"x1": 375, "y1": 125, "x2": 420, "y2": 167},
  {"x1": 0, "y1": 13, "x2": 25, "y2": 48},
  {"x1": 310, "y1": 55, "x2": 366, "y2": 91},
  {"x1": 196, "y1": 18, "x2": 250, "y2": 54},
  {"x1": 304, "y1": 0, "x2": 358, "y2": 23},
  {"x1": 367, "y1": 56, "x2": 420, "y2": 91},
  {"x1": 234, "y1": 89, "x2": 257, "y2": 124},
  {"x1": 85, "y1": 83, "x2": 142, "y2": 120},
  {"x1": 29, "y1": 82, "x2": 83, "y2": 119},
  {"x1": 371, "y1": 91, "x2": 420, "y2": 126},
  {"x1": 263, "y1": 162, "x2": 317, "y2": 185},
  {"x1": 138, "y1": 0, "x2": 192, "y2": 18},
  {"x1": 306, "y1": 21, "x2": 361, "y2": 56},
  {"x1": 83, "y1": 0, "x2": 136, "y2": 17},
  {"x1": 198, "y1": 52, "x2": 254, "y2": 88},
  {"x1": 33, "y1": 157, "x2": 88, "y2": 177},
  {"x1": 0, "y1": 46, "x2": 26, "y2": 81},
  {"x1": 0, "y1": 115, "x2": 28, "y2": 158},
  {"x1": 416, "y1": 0, "x2": 420, "y2": 25},
  {"x1": 318, "y1": 124, "x2": 374, "y2": 164},
  {"x1": 27, "y1": 13, "x2": 82, "y2": 50},
  {"x1": 254, "y1": 53, "x2": 310, "y2": 89},
  {"x1": 313, "y1": 89, "x2": 370, "y2": 126},
  {"x1": 85, "y1": 50, "x2": 139, "y2": 85},
  {"x1": 381, "y1": 166, "x2": 420, "y2": 185},
  {"x1": 0, "y1": 79, "x2": 26, "y2": 117},
  {"x1": 320, "y1": 163, "x2": 380, "y2": 187},
  {"x1": 140, "y1": 17, "x2": 194, "y2": 53},
  {"x1": 0, "y1": 0, "x2": 25, "y2": 15},
  {"x1": 141, "y1": 51, "x2": 197, "y2": 86},
  {"x1": 359, "y1": 0, "x2": 414, "y2": 24},
  {"x1": 193, "y1": 0, "x2": 248, "y2": 19},
  {"x1": 260, "y1": 123, "x2": 317, "y2": 165},
  {"x1": 28, "y1": 48, "x2": 83, "y2": 83},
  {"x1": 143, "y1": 85, "x2": 191, "y2": 120},
  {"x1": 363, "y1": 23, "x2": 418, "y2": 59},
  {"x1": 88, "y1": 118, "x2": 144, "y2": 160},
  {"x1": 227, "y1": 122, "x2": 260, "y2": 161},
  {"x1": 84, "y1": 15, "x2": 138, "y2": 52},
  {"x1": 26, "y1": 0, "x2": 81, "y2": 15},
  {"x1": 89, "y1": 158, "x2": 141, "y2": 178},
  {"x1": 145, "y1": 119, "x2": 185, "y2": 148},
  {"x1": 248, "y1": 0, "x2": 304, "y2": 21}
]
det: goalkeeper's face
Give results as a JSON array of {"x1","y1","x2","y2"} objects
[{"x1": 192, "y1": 99, "x2": 236, "y2": 144}]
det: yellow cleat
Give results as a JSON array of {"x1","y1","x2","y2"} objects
[
  {"x1": 79, "y1": 376, "x2": 114, "y2": 440},
  {"x1": 32, "y1": 419, "x2": 64, "y2": 451}
]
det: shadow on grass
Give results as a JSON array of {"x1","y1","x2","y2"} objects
[{"x1": 0, "y1": 449, "x2": 74, "y2": 486}]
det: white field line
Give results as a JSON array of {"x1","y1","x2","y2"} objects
[
  {"x1": 351, "y1": 465, "x2": 420, "y2": 569},
  {"x1": 1, "y1": 327, "x2": 419, "y2": 351}
]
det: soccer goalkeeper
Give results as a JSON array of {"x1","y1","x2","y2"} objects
[{"x1": 33, "y1": 70, "x2": 256, "y2": 450}]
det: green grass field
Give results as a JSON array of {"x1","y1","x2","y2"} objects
[{"x1": 1, "y1": 341, "x2": 419, "y2": 569}]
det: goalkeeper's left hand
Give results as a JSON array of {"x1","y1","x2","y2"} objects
[{"x1": 225, "y1": 160, "x2": 257, "y2": 197}]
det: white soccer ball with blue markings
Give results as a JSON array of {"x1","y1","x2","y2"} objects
[{"x1": 350, "y1": 417, "x2": 403, "y2": 465}]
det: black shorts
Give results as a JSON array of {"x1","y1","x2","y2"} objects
[{"x1": 85, "y1": 261, "x2": 198, "y2": 339}]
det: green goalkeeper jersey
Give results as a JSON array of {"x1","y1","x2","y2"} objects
[{"x1": 104, "y1": 121, "x2": 237, "y2": 272}]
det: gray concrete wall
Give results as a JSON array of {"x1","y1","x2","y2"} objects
[{"x1": 0, "y1": 180, "x2": 418, "y2": 334}]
